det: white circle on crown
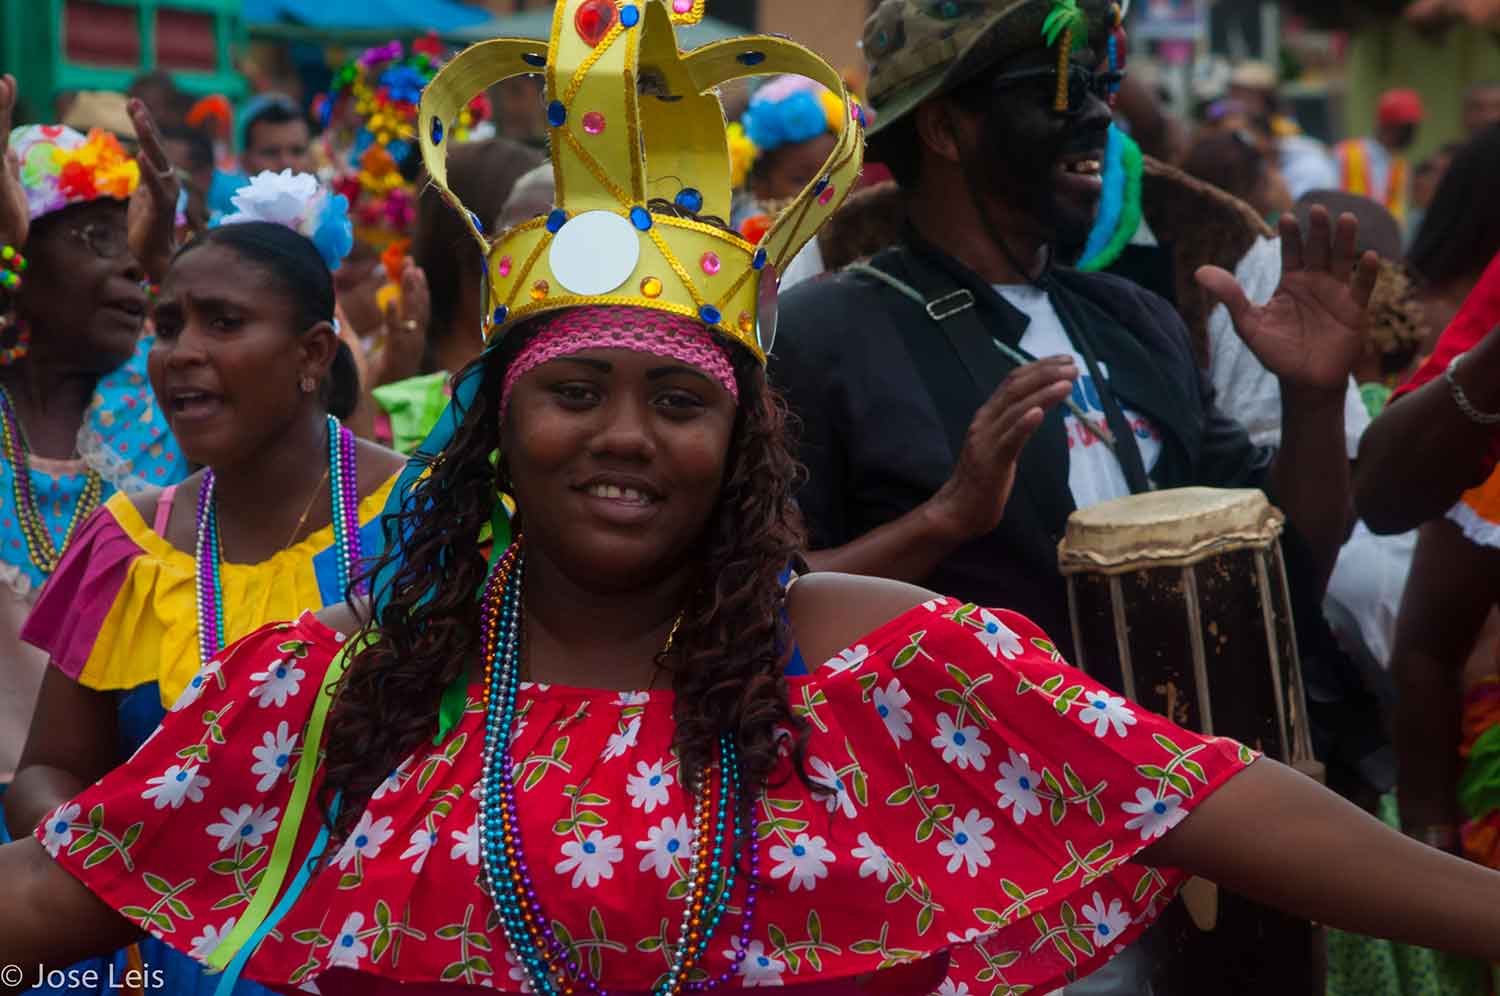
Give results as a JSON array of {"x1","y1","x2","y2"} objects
[{"x1": 548, "y1": 210, "x2": 642, "y2": 296}]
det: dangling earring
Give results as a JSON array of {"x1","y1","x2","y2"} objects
[
  {"x1": 300, "y1": 375, "x2": 317, "y2": 394},
  {"x1": 1107, "y1": 3, "x2": 1128, "y2": 108},
  {"x1": 0, "y1": 319, "x2": 31, "y2": 366}
]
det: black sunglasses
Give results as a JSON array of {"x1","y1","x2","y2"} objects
[{"x1": 988, "y1": 65, "x2": 1124, "y2": 115}]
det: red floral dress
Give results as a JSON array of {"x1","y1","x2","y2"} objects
[{"x1": 40, "y1": 597, "x2": 1253, "y2": 995}]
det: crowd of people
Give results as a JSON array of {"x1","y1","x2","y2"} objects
[{"x1": 0, "y1": 0, "x2": 1498, "y2": 993}]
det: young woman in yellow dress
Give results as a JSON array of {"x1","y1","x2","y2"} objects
[{"x1": 4, "y1": 172, "x2": 404, "y2": 996}]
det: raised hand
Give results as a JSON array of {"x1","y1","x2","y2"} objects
[
  {"x1": 125, "y1": 98, "x2": 181, "y2": 283},
  {"x1": 929, "y1": 357, "x2": 1077, "y2": 541},
  {"x1": 1196, "y1": 206, "x2": 1380, "y2": 398},
  {"x1": 373, "y1": 259, "x2": 431, "y2": 387},
  {"x1": 0, "y1": 75, "x2": 29, "y2": 251}
]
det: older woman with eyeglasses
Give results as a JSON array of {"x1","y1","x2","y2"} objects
[{"x1": 0, "y1": 76, "x2": 185, "y2": 820}]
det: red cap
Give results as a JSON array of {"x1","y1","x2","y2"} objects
[{"x1": 1378, "y1": 89, "x2": 1425, "y2": 127}]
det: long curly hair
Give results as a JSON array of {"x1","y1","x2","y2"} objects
[{"x1": 319, "y1": 325, "x2": 809, "y2": 837}]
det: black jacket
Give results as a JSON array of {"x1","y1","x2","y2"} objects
[{"x1": 771, "y1": 235, "x2": 1275, "y2": 652}]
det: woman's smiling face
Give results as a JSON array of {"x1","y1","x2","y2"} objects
[{"x1": 500, "y1": 345, "x2": 738, "y2": 591}]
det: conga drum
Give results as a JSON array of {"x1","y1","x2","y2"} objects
[{"x1": 1057, "y1": 487, "x2": 1322, "y2": 996}]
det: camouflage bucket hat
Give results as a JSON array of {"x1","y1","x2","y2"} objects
[{"x1": 863, "y1": 0, "x2": 1116, "y2": 136}]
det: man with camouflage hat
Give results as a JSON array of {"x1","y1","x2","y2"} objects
[{"x1": 774, "y1": 0, "x2": 1376, "y2": 652}]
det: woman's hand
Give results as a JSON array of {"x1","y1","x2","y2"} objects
[
  {"x1": 125, "y1": 98, "x2": 180, "y2": 284},
  {"x1": 0, "y1": 75, "x2": 29, "y2": 251},
  {"x1": 372, "y1": 259, "x2": 431, "y2": 388}
]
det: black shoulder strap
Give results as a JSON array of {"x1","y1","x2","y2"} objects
[
  {"x1": 1044, "y1": 276, "x2": 1153, "y2": 494},
  {"x1": 854, "y1": 250, "x2": 1151, "y2": 495},
  {"x1": 847, "y1": 253, "x2": 997, "y2": 461}
]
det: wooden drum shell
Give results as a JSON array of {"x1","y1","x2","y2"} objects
[{"x1": 1058, "y1": 488, "x2": 1321, "y2": 995}]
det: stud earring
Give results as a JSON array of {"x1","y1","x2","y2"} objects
[{"x1": 300, "y1": 375, "x2": 317, "y2": 394}]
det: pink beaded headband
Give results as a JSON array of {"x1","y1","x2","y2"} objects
[{"x1": 500, "y1": 306, "x2": 740, "y2": 418}]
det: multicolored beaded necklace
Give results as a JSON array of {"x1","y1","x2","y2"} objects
[
  {"x1": 476, "y1": 541, "x2": 759, "y2": 996},
  {"x1": 0, "y1": 384, "x2": 102, "y2": 575},
  {"x1": 194, "y1": 415, "x2": 363, "y2": 665}
]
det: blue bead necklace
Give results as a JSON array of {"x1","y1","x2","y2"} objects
[
  {"x1": 475, "y1": 541, "x2": 760, "y2": 995},
  {"x1": 194, "y1": 415, "x2": 362, "y2": 665}
]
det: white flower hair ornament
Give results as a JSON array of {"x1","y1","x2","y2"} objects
[{"x1": 216, "y1": 169, "x2": 355, "y2": 272}]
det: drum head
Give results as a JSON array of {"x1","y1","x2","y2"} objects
[{"x1": 1057, "y1": 488, "x2": 1284, "y2": 574}]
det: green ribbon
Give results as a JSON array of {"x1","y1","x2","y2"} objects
[
  {"x1": 432, "y1": 503, "x2": 513, "y2": 745},
  {"x1": 206, "y1": 632, "x2": 365, "y2": 972}
]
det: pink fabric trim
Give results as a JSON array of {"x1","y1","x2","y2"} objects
[
  {"x1": 153, "y1": 485, "x2": 177, "y2": 537},
  {"x1": 21, "y1": 503, "x2": 143, "y2": 681},
  {"x1": 500, "y1": 306, "x2": 738, "y2": 418}
]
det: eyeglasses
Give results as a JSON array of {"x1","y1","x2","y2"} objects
[
  {"x1": 67, "y1": 223, "x2": 130, "y2": 260},
  {"x1": 988, "y1": 65, "x2": 1124, "y2": 115}
]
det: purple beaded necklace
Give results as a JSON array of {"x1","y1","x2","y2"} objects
[
  {"x1": 475, "y1": 542, "x2": 759, "y2": 996},
  {"x1": 194, "y1": 416, "x2": 363, "y2": 665}
]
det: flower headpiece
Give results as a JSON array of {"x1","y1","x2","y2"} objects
[
  {"x1": 217, "y1": 170, "x2": 355, "y2": 272},
  {"x1": 10, "y1": 125, "x2": 140, "y2": 222},
  {"x1": 728, "y1": 76, "x2": 848, "y2": 189},
  {"x1": 316, "y1": 33, "x2": 490, "y2": 248},
  {"x1": 419, "y1": 0, "x2": 864, "y2": 364}
]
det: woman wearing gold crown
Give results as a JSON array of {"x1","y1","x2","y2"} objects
[{"x1": 8, "y1": 4, "x2": 1500, "y2": 995}]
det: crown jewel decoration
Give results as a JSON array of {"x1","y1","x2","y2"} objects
[{"x1": 418, "y1": 0, "x2": 864, "y2": 362}]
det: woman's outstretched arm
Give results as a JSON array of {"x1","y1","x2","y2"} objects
[
  {"x1": 0, "y1": 837, "x2": 141, "y2": 988},
  {"x1": 1145, "y1": 757, "x2": 1500, "y2": 958}
]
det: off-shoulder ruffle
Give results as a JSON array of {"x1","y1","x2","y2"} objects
[{"x1": 42, "y1": 598, "x2": 1252, "y2": 993}]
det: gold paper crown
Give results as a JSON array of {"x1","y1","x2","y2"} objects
[{"x1": 418, "y1": 0, "x2": 865, "y2": 362}]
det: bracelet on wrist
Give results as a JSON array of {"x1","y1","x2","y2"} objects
[
  {"x1": 1445, "y1": 351, "x2": 1500, "y2": 425},
  {"x1": 0, "y1": 245, "x2": 26, "y2": 293}
]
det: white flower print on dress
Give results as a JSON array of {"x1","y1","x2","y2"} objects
[
  {"x1": 824, "y1": 645, "x2": 868, "y2": 674},
  {"x1": 994, "y1": 749, "x2": 1044, "y2": 826},
  {"x1": 808, "y1": 757, "x2": 856, "y2": 818},
  {"x1": 602, "y1": 716, "x2": 641, "y2": 761},
  {"x1": 767, "y1": 833, "x2": 834, "y2": 892},
  {"x1": 726, "y1": 938, "x2": 785, "y2": 987},
  {"x1": 932, "y1": 713, "x2": 991, "y2": 771},
  {"x1": 615, "y1": 691, "x2": 650, "y2": 707},
  {"x1": 189, "y1": 918, "x2": 237, "y2": 960},
  {"x1": 851, "y1": 832, "x2": 891, "y2": 882},
  {"x1": 504, "y1": 949, "x2": 534, "y2": 994},
  {"x1": 333, "y1": 812, "x2": 395, "y2": 869},
  {"x1": 327, "y1": 912, "x2": 368, "y2": 969},
  {"x1": 975, "y1": 608, "x2": 1023, "y2": 659},
  {"x1": 249, "y1": 658, "x2": 305, "y2": 708},
  {"x1": 556, "y1": 830, "x2": 624, "y2": 888},
  {"x1": 944, "y1": 927, "x2": 985, "y2": 945},
  {"x1": 935, "y1": 979, "x2": 973, "y2": 996},
  {"x1": 936, "y1": 808, "x2": 995, "y2": 876},
  {"x1": 636, "y1": 814, "x2": 692, "y2": 878},
  {"x1": 401, "y1": 827, "x2": 438, "y2": 873},
  {"x1": 41, "y1": 802, "x2": 80, "y2": 857},
  {"x1": 921, "y1": 597, "x2": 946, "y2": 612},
  {"x1": 626, "y1": 759, "x2": 673, "y2": 813},
  {"x1": 250, "y1": 721, "x2": 299, "y2": 792},
  {"x1": 872, "y1": 678, "x2": 913, "y2": 745},
  {"x1": 1078, "y1": 691, "x2": 1137, "y2": 739},
  {"x1": 205, "y1": 804, "x2": 279, "y2": 852},
  {"x1": 370, "y1": 758, "x2": 413, "y2": 801},
  {"x1": 1121, "y1": 789, "x2": 1186, "y2": 841},
  {"x1": 450, "y1": 819, "x2": 481, "y2": 867},
  {"x1": 142, "y1": 762, "x2": 209, "y2": 810},
  {"x1": 1081, "y1": 892, "x2": 1132, "y2": 949},
  {"x1": 169, "y1": 659, "x2": 221, "y2": 712}
]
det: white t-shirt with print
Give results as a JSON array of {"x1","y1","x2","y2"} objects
[{"x1": 996, "y1": 284, "x2": 1163, "y2": 510}]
